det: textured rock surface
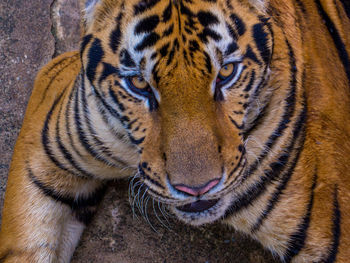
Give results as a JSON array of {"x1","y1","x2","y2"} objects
[
  {"x1": 0, "y1": 0, "x2": 55, "y2": 221},
  {"x1": 0, "y1": 1, "x2": 279, "y2": 262}
]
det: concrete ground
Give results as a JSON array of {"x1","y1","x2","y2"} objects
[{"x1": 0, "y1": 0, "x2": 280, "y2": 262}]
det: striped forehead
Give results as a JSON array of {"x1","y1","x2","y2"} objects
[{"x1": 120, "y1": 1, "x2": 244, "y2": 80}]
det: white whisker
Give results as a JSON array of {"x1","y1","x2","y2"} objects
[
  {"x1": 144, "y1": 196, "x2": 158, "y2": 233},
  {"x1": 152, "y1": 199, "x2": 171, "y2": 230}
]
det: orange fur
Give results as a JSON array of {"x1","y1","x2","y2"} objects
[{"x1": 1, "y1": 0, "x2": 350, "y2": 262}]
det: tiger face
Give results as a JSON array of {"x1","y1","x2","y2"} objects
[{"x1": 80, "y1": 0, "x2": 273, "y2": 225}]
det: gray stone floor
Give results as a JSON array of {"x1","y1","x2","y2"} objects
[{"x1": 0, "y1": 0, "x2": 279, "y2": 262}]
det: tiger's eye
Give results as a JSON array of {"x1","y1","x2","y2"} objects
[
  {"x1": 131, "y1": 76, "x2": 148, "y2": 90},
  {"x1": 219, "y1": 63, "x2": 235, "y2": 78}
]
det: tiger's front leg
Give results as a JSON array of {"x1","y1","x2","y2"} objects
[
  {"x1": 0, "y1": 50, "x2": 137, "y2": 263},
  {"x1": 0, "y1": 163, "x2": 105, "y2": 263}
]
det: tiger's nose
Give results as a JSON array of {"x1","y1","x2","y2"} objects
[{"x1": 174, "y1": 179, "x2": 220, "y2": 196}]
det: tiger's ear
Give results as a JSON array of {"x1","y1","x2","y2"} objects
[
  {"x1": 79, "y1": 0, "x2": 101, "y2": 34},
  {"x1": 248, "y1": 0, "x2": 269, "y2": 13}
]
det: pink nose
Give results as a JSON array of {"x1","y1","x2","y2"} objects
[{"x1": 174, "y1": 179, "x2": 220, "y2": 196}]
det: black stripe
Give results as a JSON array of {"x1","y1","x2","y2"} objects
[
  {"x1": 339, "y1": 0, "x2": 350, "y2": 19},
  {"x1": 27, "y1": 164, "x2": 106, "y2": 224},
  {"x1": 135, "y1": 33, "x2": 160, "y2": 51},
  {"x1": 228, "y1": 153, "x2": 244, "y2": 179},
  {"x1": 197, "y1": 11, "x2": 219, "y2": 27},
  {"x1": 174, "y1": 37, "x2": 180, "y2": 50},
  {"x1": 245, "y1": 45, "x2": 262, "y2": 65},
  {"x1": 27, "y1": 166, "x2": 106, "y2": 207},
  {"x1": 74, "y1": 80, "x2": 115, "y2": 170},
  {"x1": 80, "y1": 34, "x2": 93, "y2": 58},
  {"x1": 251, "y1": 66, "x2": 270, "y2": 98},
  {"x1": 203, "y1": 51, "x2": 212, "y2": 74},
  {"x1": 198, "y1": 28, "x2": 222, "y2": 43},
  {"x1": 129, "y1": 135, "x2": 145, "y2": 145},
  {"x1": 162, "y1": 0, "x2": 173, "y2": 22},
  {"x1": 144, "y1": 184, "x2": 177, "y2": 201},
  {"x1": 243, "y1": 70, "x2": 256, "y2": 92},
  {"x1": 159, "y1": 43, "x2": 170, "y2": 57},
  {"x1": 134, "y1": 15, "x2": 160, "y2": 34},
  {"x1": 253, "y1": 23, "x2": 271, "y2": 64},
  {"x1": 242, "y1": 96, "x2": 268, "y2": 134},
  {"x1": 127, "y1": 118, "x2": 138, "y2": 130},
  {"x1": 260, "y1": 16, "x2": 274, "y2": 64},
  {"x1": 89, "y1": 79, "x2": 144, "y2": 145},
  {"x1": 229, "y1": 115, "x2": 244, "y2": 130},
  {"x1": 214, "y1": 85, "x2": 224, "y2": 101},
  {"x1": 252, "y1": 70, "x2": 306, "y2": 232},
  {"x1": 147, "y1": 91, "x2": 159, "y2": 112},
  {"x1": 295, "y1": 0, "x2": 307, "y2": 14},
  {"x1": 120, "y1": 49, "x2": 136, "y2": 68},
  {"x1": 150, "y1": 52, "x2": 157, "y2": 60},
  {"x1": 65, "y1": 78, "x2": 83, "y2": 158},
  {"x1": 225, "y1": 0, "x2": 233, "y2": 10},
  {"x1": 0, "y1": 251, "x2": 10, "y2": 262},
  {"x1": 244, "y1": 39, "x2": 297, "y2": 180},
  {"x1": 91, "y1": 88, "x2": 127, "y2": 142},
  {"x1": 73, "y1": 207, "x2": 97, "y2": 225},
  {"x1": 134, "y1": 0, "x2": 160, "y2": 15},
  {"x1": 179, "y1": 1, "x2": 195, "y2": 21},
  {"x1": 320, "y1": 187, "x2": 341, "y2": 263},
  {"x1": 282, "y1": 172, "x2": 317, "y2": 262},
  {"x1": 162, "y1": 24, "x2": 174, "y2": 37},
  {"x1": 223, "y1": 104, "x2": 306, "y2": 218},
  {"x1": 42, "y1": 54, "x2": 77, "y2": 75},
  {"x1": 55, "y1": 90, "x2": 96, "y2": 178},
  {"x1": 315, "y1": 0, "x2": 350, "y2": 85},
  {"x1": 109, "y1": 87, "x2": 126, "y2": 112},
  {"x1": 230, "y1": 13, "x2": 246, "y2": 36},
  {"x1": 167, "y1": 42, "x2": 176, "y2": 65},
  {"x1": 151, "y1": 61, "x2": 160, "y2": 84},
  {"x1": 110, "y1": 11, "x2": 124, "y2": 53},
  {"x1": 225, "y1": 41, "x2": 238, "y2": 56},
  {"x1": 226, "y1": 22, "x2": 238, "y2": 40},
  {"x1": 79, "y1": 79, "x2": 129, "y2": 165},
  {"x1": 86, "y1": 38, "x2": 104, "y2": 84},
  {"x1": 81, "y1": 81, "x2": 129, "y2": 167},
  {"x1": 189, "y1": 40, "x2": 200, "y2": 52},
  {"x1": 37, "y1": 56, "x2": 80, "y2": 111},
  {"x1": 41, "y1": 88, "x2": 84, "y2": 177},
  {"x1": 99, "y1": 62, "x2": 120, "y2": 84},
  {"x1": 228, "y1": 69, "x2": 248, "y2": 91},
  {"x1": 90, "y1": 80, "x2": 126, "y2": 123},
  {"x1": 74, "y1": 81, "x2": 99, "y2": 160},
  {"x1": 139, "y1": 165, "x2": 165, "y2": 189}
]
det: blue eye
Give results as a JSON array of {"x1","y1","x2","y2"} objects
[{"x1": 216, "y1": 63, "x2": 238, "y2": 86}]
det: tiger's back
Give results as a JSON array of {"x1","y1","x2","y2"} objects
[{"x1": 1, "y1": 0, "x2": 350, "y2": 262}]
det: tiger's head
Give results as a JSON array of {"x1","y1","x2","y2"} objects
[{"x1": 79, "y1": 0, "x2": 273, "y2": 225}]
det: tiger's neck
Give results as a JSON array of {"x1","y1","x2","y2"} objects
[{"x1": 47, "y1": 72, "x2": 139, "y2": 180}]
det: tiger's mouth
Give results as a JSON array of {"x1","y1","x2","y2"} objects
[
  {"x1": 170, "y1": 191, "x2": 235, "y2": 225},
  {"x1": 176, "y1": 199, "x2": 220, "y2": 213}
]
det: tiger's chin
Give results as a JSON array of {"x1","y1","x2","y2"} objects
[{"x1": 169, "y1": 192, "x2": 234, "y2": 226}]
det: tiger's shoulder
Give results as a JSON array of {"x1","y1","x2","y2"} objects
[
  {"x1": 25, "y1": 51, "x2": 81, "y2": 118},
  {"x1": 13, "y1": 51, "x2": 81, "y2": 162}
]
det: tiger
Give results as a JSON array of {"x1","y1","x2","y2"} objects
[{"x1": 1, "y1": 0, "x2": 350, "y2": 262}]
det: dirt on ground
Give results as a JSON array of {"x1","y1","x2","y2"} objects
[{"x1": 0, "y1": 1, "x2": 280, "y2": 262}]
